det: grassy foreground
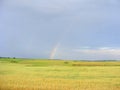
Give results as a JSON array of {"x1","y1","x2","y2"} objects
[{"x1": 0, "y1": 58, "x2": 120, "y2": 90}]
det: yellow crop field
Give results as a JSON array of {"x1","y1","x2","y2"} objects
[{"x1": 0, "y1": 59, "x2": 120, "y2": 90}]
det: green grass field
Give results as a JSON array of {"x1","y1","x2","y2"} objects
[{"x1": 0, "y1": 58, "x2": 120, "y2": 90}]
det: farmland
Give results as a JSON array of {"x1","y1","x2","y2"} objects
[{"x1": 0, "y1": 58, "x2": 120, "y2": 90}]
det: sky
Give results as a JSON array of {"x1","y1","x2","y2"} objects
[{"x1": 0, "y1": 0, "x2": 120, "y2": 60}]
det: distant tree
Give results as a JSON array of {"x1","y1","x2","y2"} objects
[
  {"x1": 64, "y1": 61, "x2": 69, "y2": 64},
  {"x1": 10, "y1": 60, "x2": 18, "y2": 63}
]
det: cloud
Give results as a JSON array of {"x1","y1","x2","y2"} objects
[
  {"x1": 3, "y1": 0, "x2": 76, "y2": 14},
  {"x1": 70, "y1": 47, "x2": 120, "y2": 60},
  {"x1": 55, "y1": 47, "x2": 120, "y2": 60},
  {"x1": 4, "y1": 0, "x2": 120, "y2": 14},
  {"x1": 1, "y1": 0, "x2": 120, "y2": 59}
]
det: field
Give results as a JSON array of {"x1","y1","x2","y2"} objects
[{"x1": 0, "y1": 58, "x2": 120, "y2": 90}]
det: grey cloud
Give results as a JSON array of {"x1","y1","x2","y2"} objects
[
  {"x1": 56, "y1": 47, "x2": 120, "y2": 60},
  {"x1": 1, "y1": 0, "x2": 120, "y2": 59}
]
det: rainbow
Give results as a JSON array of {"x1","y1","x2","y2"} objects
[
  {"x1": 50, "y1": 43, "x2": 60, "y2": 59},
  {"x1": 49, "y1": 29, "x2": 70, "y2": 59}
]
